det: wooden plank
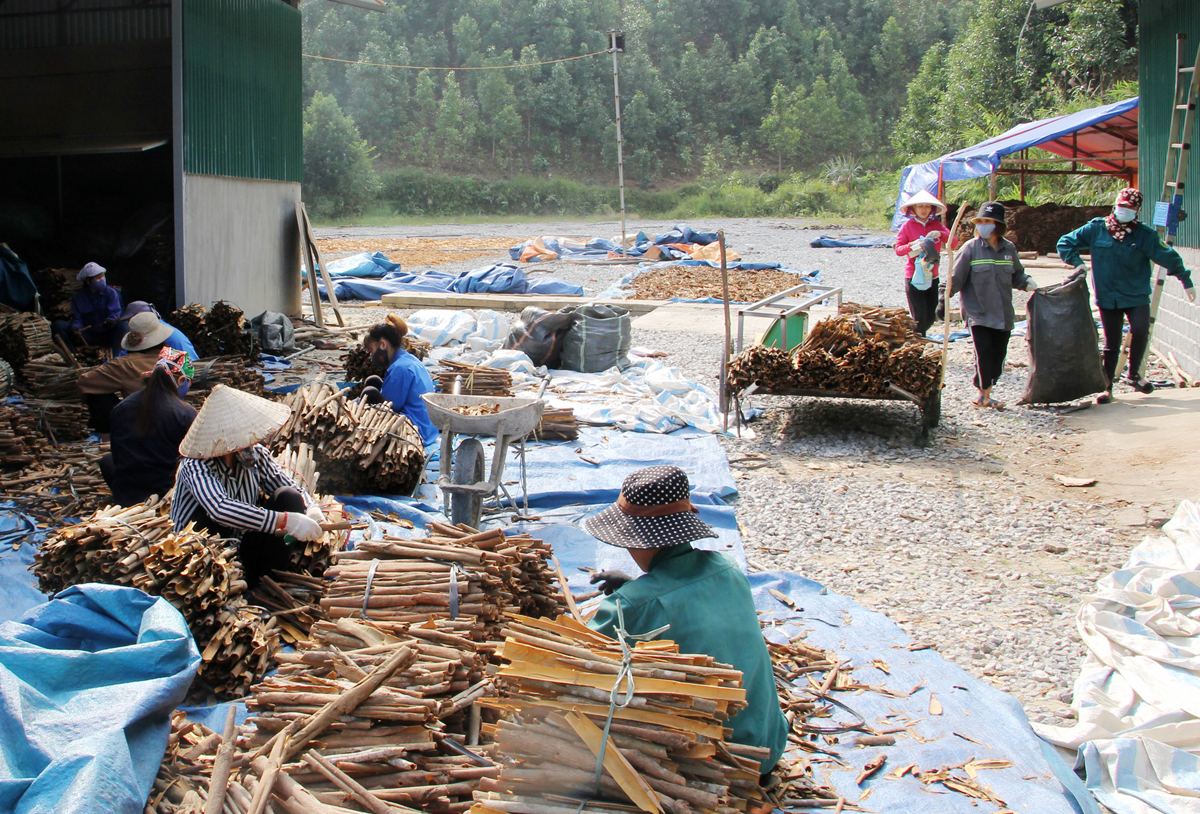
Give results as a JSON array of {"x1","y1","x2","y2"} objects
[
  {"x1": 299, "y1": 201, "x2": 345, "y2": 327},
  {"x1": 562, "y1": 711, "x2": 662, "y2": 814},
  {"x1": 379, "y1": 291, "x2": 668, "y2": 314},
  {"x1": 296, "y1": 204, "x2": 325, "y2": 329}
]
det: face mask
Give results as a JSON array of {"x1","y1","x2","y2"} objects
[
  {"x1": 88, "y1": 278, "x2": 105, "y2": 292},
  {"x1": 1114, "y1": 206, "x2": 1137, "y2": 223},
  {"x1": 976, "y1": 223, "x2": 996, "y2": 239},
  {"x1": 371, "y1": 348, "x2": 390, "y2": 368},
  {"x1": 177, "y1": 379, "x2": 190, "y2": 398},
  {"x1": 234, "y1": 447, "x2": 257, "y2": 468}
]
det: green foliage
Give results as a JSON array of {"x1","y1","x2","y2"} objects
[
  {"x1": 303, "y1": 92, "x2": 379, "y2": 217},
  {"x1": 300, "y1": 0, "x2": 1137, "y2": 212}
]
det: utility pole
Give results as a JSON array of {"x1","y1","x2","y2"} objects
[{"x1": 609, "y1": 30, "x2": 627, "y2": 256}]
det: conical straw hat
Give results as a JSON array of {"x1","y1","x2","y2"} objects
[
  {"x1": 900, "y1": 189, "x2": 947, "y2": 216},
  {"x1": 179, "y1": 384, "x2": 292, "y2": 459}
]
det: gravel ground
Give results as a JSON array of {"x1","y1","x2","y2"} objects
[{"x1": 313, "y1": 217, "x2": 1157, "y2": 727}]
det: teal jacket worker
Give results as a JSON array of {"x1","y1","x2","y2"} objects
[{"x1": 584, "y1": 465, "x2": 789, "y2": 775}]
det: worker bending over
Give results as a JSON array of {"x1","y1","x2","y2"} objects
[
  {"x1": 360, "y1": 313, "x2": 438, "y2": 446},
  {"x1": 584, "y1": 465, "x2": 789, "y2": 776},
  {"x1": 172, "y1": 385, "x2": 324, "y2": 588}
]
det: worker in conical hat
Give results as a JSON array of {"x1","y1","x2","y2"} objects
[
  {"x1": 171, "y1": 385, "x2": 324, "y2": 587},
  {"x1": 895, "y1": 190, "x2": 951, "y2": 335}
]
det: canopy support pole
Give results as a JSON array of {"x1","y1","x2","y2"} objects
[{"x1": 609, "y1": 30, "x2": 627, "y2": 257}]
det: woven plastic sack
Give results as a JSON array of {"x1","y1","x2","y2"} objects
[
  {"x1": 248, "y1": 310, "x2": 295, "y2": 354},
  {"x1": 1019, "y1": 271, "x2": 1108, "y2": 404},
  {"x1": 559, "y1": 304, "x2": 632, "y2": 373},
  {"x1": 504, "y1": 306, "x2": 574, "y2": 367}
]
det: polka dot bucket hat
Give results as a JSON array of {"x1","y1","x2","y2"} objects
[{"x1": 583, "y1": 465, "x2": 717, "y2": 550}]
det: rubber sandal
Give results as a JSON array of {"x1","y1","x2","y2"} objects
[
  {"x1": 1127, "y1": 377, "x2": 1156, "y2": 395},
  {"x1": 972, "y1": 397, "x2": 1005, "y2": 410},
  {"x1": 1096, "y1": 392, "x2": 1113, "y2": 404}
]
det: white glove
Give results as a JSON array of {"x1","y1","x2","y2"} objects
[
  {"x1": 1025, "y1": 280, "x2": 1038, "y2": 292},
  {"x1": 281, "y1": 512, "x2": 322, "y2": 542},
  {"x1": 1186, "y1": 285, "x2": 1196, "y2": 304},
  {"x1": 1075, "y1": 265, "x2": 1088, "y2": 274},
  {"x1": 305, "y1": 505, "x2": 326, "y2": 524}
]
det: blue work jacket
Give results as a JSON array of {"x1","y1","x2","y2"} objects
[
  {"x1": 381, "y1": 350, "x2": 438, "y2": 445},
  {"x1": 590, "y1": 543, "x2": 789, "y2": 773},
  {"x1": 70, "y1": 286, "x2": 122, "y2": 331},
  {"x1": 1057, "y1": 219, "x2": 1192, "y2": 310}
]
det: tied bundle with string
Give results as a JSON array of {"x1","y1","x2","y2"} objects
[{"x1": 473, "y1": 603, "x2": 772, "y2": 814}]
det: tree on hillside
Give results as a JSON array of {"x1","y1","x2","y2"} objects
[{"x1": 303, "y1": 92, "x2": 379, "y2": 217}]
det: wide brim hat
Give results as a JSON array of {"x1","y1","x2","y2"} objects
[
  {"x1": 971, "y1": 201, "x2": 1007, "y2": 225},
  {"x1": 582, "y1": 465, "x2": 717, "y2": 550},
  {"x1": 122, "y1": 311, "x2": 174, "y2": 351},
  {"x1": 179, "y1": 384, "x2": 291, "y2": 459},
  {"x1": 900, "y1": 190, "x2": 947, "y2": 216}
]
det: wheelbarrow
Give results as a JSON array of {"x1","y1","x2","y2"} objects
[{"x1": 422, "y1": 392, "x2": 545, "y2": 527}]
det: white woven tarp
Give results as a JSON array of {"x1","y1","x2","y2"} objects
[{"x1": 1035, "y1": 500, "x2": 1200, "y2": 814}]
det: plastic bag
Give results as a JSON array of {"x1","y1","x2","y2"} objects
[
  {"x1": 1019, "y1": 271, "x2": 1108, "y2": 404},
  {"x1": 559, "y1": 304, "x2": 632, "y2": 373},
  {"x1": 504, "y1": 306, "x2": 575, "y2": 367},
  {"x1": 248, "y1": 310, "x2": 296, "y2": 354}
]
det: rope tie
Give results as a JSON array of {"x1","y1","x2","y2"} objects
[
  {"x1": 360, "y1": 558, "x2": 381, "y2": 618},
  {"x1": 449, "y1": 563, "x2": 461, "y2": 619},
  {"x1": 583, "y1": 599, "x2": 671, "y2": 803}
]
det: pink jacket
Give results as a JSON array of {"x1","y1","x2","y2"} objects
[{"x1": 895, "y1": 217, "x2": 951, "y2": 279}]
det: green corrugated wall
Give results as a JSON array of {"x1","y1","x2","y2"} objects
[
  {"x1": 183, "y1": 0, "x2": 302, "y2": 182},
  {"x1": 1140, "y1": 0, "x2": 1200, "y2": 249}
]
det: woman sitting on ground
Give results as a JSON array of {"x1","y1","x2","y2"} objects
[
  {"x1": 101, "y1": 348, "x2": 197, "y2": 507},
  {"x1": 360, "y1": 314, "x2": 438, "y2": 446},
  {"x1": 171, "y1": 385, "x2": 324, "y2": 588},
  {"x1": 77, "y1": 311, "x2": 172, "y2": 440}
]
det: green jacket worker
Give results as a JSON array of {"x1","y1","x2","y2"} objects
[
  {"x1": 1057, "y1": 186, "x2": 1195, "y2": 402},
  {"x1": 584, "y1": 465, "x2": 789, "y2": 775}
]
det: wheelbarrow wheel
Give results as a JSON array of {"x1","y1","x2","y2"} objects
[{"x1": 451, "y1": 438, "x2": 486, "y2": 528}]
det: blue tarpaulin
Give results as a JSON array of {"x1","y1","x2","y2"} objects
[
  {"x1": 893, "y1": 96, "x2": 1139, "y2": 229},
  {"x1": 511, "y1": 225, "x2": 727, "y2": 263},
  {"x1": 316, "y1": 262, "x2": 584, "y2": 301},
  {"x1": 0, "y1": 245, "x2": 37, "y2": 311},
  {"x1": 0, "y1": 585, "x2": 200, "y2": 814},
  {"x1": 810, "y1": 235, "x2": 894, "y2": 248},
  {"x1": 0, "y1": 507, "x2": 46, "y2": 625}
]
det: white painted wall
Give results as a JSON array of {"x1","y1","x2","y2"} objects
[
  {"x1": 180, "y1": 173, "x2": 301, "y2": 317},
  {"x1": 1152, "y1": 246, "x2": 1200, "y2": 380}
]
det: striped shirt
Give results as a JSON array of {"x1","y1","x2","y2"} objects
[
  {"x1": 948, "y1": 236, "x2": 1032, "y2": 331},
  {"x1": 171, "y1": 444, "x2": 316, "y2": 537}
]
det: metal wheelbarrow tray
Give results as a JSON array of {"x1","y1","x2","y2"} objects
[{"x1": 421, "y1": 393, "x2": 545, "y2": 526}]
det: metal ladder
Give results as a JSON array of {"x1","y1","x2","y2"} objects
[{"x1": 1117, "y1": 33, "x2": 1199, "y2": 380}]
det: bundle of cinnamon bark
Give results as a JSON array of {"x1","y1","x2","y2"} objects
[
  {"x1": 323, "y1": 522, "x2": 566, "y2": 643},
  {"x1": 472, "y1": 614, "x2": 769, "y2": 814},
  {"x1": 0, "y1": 312, "x2": 54, "y2": 368},
  {"x1": 0, "y1": 440, "x2": 110, "y2": 518},
  {"x1": 435, "y1": 361, "x2": 513, "y2": 397},
  {"x1": 274, "y1": 381, "x2": 426, "y2": 496},
  {"x1": 726, "y1": 303, "x2": 942, "y2": 399}
]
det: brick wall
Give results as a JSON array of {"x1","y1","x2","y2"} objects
[{"x1": 1152, "y1": 246, "x2": 1200, "y2": 379}]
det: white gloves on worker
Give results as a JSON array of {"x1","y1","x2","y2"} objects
[
  {"x1": 1186, "y1": 285, "x2": 1197, "y2": 304},
  {"x1": 1025, "y1": 280, "x2": 1038, "y2": 292},
  {"x1": 305, "y1": 505, "x2": 326, "y2": 524},
  {"x1": 281, "y1": 512, "x2": 322, "y2": 542}
]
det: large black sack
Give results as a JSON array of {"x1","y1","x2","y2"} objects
[
  {"x1": 504, "y1": 306, "x2": 574, "y2": 367},
  {"x1": 1019, "y1": 272, "x2": 1108, "y2": 404},
  {"x1": 248, "y1": 310, "x2": 296, "y2": 354},
  {"x1": 560, "y1": 303, "x2": 632, "y2": 373}
]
